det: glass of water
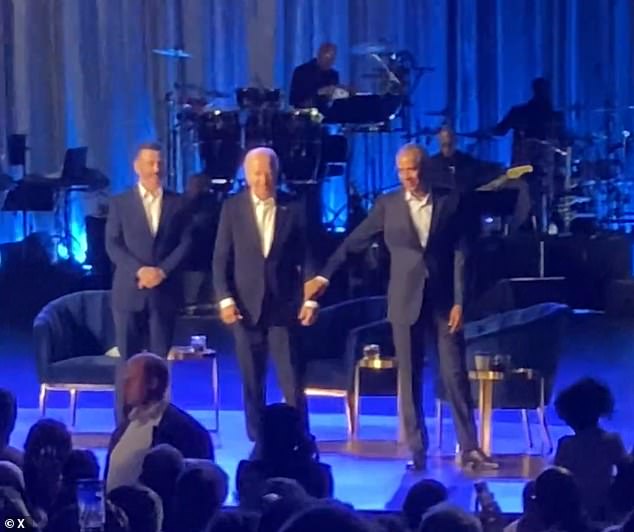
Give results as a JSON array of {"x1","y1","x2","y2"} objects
[{"x1": 190, "y1": 335, "x2": 207, "y2": 352}]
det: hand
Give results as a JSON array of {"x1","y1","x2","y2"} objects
[
  {"x1": 448, "y1": 305, "x2": 464, "y2": 334},
  {"x1": 304, "y1": 277, "x2": 328, "y2": 301},
  {"x1": 220, "y1": 304, "x2": 242, "y2": 325},
  {"x1": 317, "y1": 85, "x2": 336, "y2": 97},
  {"x1": 137, "y1": 267, "x2": 165, "y2": 289},
  {"x1": 298, "y1": 304, "x2": 318, "y2": 326}
]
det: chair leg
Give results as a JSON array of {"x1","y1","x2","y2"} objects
[
  {"x1": 69, "y1": 388, "x2": 78, "y2": 427},
  {"x1": 537, "y1": 377, "x2": 553, "y2": 454},
  {"x1": 211, "y1": 357, "x2": 220, "y2": 433},
  {"x1": 345, "y1": 392, "x2": 355, "y2": 437},
  {"x1": 435, "y1": 399, "x2": 443, "y2": 450},
  {"x1": 537, "y1": 406, "x2": 553, "y2": 455},
  {"x1": 521, "y1": 409, "x2": 534, "y2": 449},
  {"x1": 39, "y1": 384, "x2": 48, "y2": 417}
]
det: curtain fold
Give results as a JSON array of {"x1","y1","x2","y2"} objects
[{"x1": 0, "y1": 0, "x2": 632, "y2": 250}]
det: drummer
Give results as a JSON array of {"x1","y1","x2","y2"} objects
[{"x1": 289, "y1": 42, "x2": 341, "y2": 112}]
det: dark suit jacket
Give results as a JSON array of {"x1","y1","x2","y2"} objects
[
  {"x1": 105, "y1": 187, "x2": 191, "y2": 312},
  {"x1": 213, "y1": 190, "x2": 313, "y2": 326},
  {"x1": 321, "y1": 188, "x2": 467, "y2": 325},
  {"x1": 105, "y1": 402, "x2": 214, "y2": 479},
  {"x1": 289, "y1": 58, "x2": 339, "y2": 109}
]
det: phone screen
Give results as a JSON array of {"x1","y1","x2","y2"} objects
[{"x1": 76, "y1": 478, "x2": 105, "y2": 532}]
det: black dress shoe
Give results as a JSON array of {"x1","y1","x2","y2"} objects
[
  {"x1": 460, "y1": 448, "x2": 499, "y2": 470},
  {"x1": 405, "y1": 452, "x2": 427, "y2": 471}
]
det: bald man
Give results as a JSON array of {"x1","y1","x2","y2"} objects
[
  {"x1": 289, "y1": 42, "x2": 340, "y2": 110},
  {"x1": 106, "y1": 352, "x2": 213, "y2": 492},
  {"x1": 213, "y1": 148, "x2": 317, "y2": 444},
  {"x1": 305, "y1": 144, "x2": 497, "y2": 471}
]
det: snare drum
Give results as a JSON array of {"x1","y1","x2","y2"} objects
[{"x1": 198, "y1": 110, "x2": 242, "y2": 180}]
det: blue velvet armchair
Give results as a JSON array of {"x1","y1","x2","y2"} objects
[{"x1": 32, "y1": 290, "x2": 118, "y2": 425}]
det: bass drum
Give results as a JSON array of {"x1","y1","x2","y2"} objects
[
  {"x1": 198, "y1": 110, "x2": 242, "y2": 181},
  {"x1": 272, "y1": 109, "x2": 323, "y2": 184}
]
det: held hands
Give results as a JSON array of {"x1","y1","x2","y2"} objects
[
  {"x1": 303, "y1": 277, "x2": 328, "y2": 301},
  {"x1": 448, "y1": 304, "x2": 464, "y2": 334},
  {"x1": 136, "y1": 267, "x2": 166, "y2": 289},
  {"x1": 220, "y1": 304, "x2": 243, "y2": 325},
  {"x1": 298, "y1": 304, "x2": 318, "y2": 327}
]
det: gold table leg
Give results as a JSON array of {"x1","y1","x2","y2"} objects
[
  {"x1": 211, "y1": 357, "x2": 219, "y2": 433},
  {"x1": 352, "y1": 364, "x2": 360, "y2": 440},
  {"x1": 478, "y1": 380, "x2": 494, "y2": 455}
]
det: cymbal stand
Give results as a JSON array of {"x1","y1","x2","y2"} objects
[
  {"x1": 165, "y1": 88, "x2": 182, "y2": 190},
  {"x1": 562, "y1": 146, "x2": 573, "y2": 233}
]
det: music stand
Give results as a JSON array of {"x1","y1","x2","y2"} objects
[{"x1": 61, "y1": 147, "x2": 88, "y2": 181}]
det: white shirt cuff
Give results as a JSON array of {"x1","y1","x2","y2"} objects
[
  {"x1": 316, "y1": 276, "x2": 330, "y2": 285},
  {"x1": 303, "y1": 300, "x2": 319, "y2": 309},
  {"x1": 218, "y1": 297, "x2": 236, "y2": 309}
]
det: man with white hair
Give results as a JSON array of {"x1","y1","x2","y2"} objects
[{"x1": 213, "y1": 147, "x2": 317, "y2": 444}]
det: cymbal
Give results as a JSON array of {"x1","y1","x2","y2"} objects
[
  {"x1": 351, "y1": 42, "x2": 389, "y2": 55},
  {"x1": 152, "y1": 48, "x2": 192, "y2": 59}
]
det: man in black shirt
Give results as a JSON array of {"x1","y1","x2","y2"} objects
[
  {"x1": 429, "y1": 127, "x2": 532, "y2": 232},
  {"x1": 289, "y1": 43, "x2": 339, "y2": 111},
  {"x1": 493, "y1": 77, "x2": 564, "y2": 163},
  {"x1": 492, "y1": 78, "x2": 565, "y2": 230},
  {"x1": 427, "y1": 127, "x2": 500, "y2": 192}
]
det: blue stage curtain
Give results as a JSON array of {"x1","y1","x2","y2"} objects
[
  {"x1": 0, "y1": 0, "x2": 247, "y2": 259},
  {"x1": 0, "y1": 0, "x2": 633, "y2": 254},
  {"x1": 277, "y1": 0, "x2": 634, "y2": 225}
]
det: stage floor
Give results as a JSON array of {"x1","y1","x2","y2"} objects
[{"x1": 2, "y1": 310, "x2": 634, "y2": 512}]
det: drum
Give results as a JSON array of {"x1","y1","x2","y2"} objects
[
  {"x1": 236, "y1": 88, "x2": 281, "y2": 109},
  {"x1": 198, "y1": 110, "x2": 242, "y2": 180},
  {"x1": 244, "y1": 108, "x2": 276, "y2": 148},
  {"x1": 272, "y1": 110, "x2": 323, "y2": 183}
]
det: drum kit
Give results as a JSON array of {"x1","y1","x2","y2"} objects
[
  {"x1": 406, "y1": 101, "x2": 634, "y2": 234},
  {"x1": 153, "y1": 44, "x2": 432, "y2": 198},
  {"x1": 560, "y1": 106, "x2": 634, "y2": 233},
  {"x1": 154, "y1": 47, "x2": 330, "y2": 191}
]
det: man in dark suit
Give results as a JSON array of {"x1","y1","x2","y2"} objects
[
  {"x1": 213, "y1": 147, "x2": 317, "y2": 444},
  {"x1": 105, "y1": 143, "x2": 191, "y2": 421},
  {"x1": 305, "y1": 144, "x2": 497, "y2": 471},
  {"x1": 289, "y1": 42, "x2": 340, "y2": 111},
  {"x1": 105, "y1": 352, "x2": 213, "y2": 492}
]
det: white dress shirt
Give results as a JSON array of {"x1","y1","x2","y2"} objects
[
  {"x1": 138, "y1": 183, "x2": 163, "y2": 236},
  {"x1": 219, "y1": 193, "x2": 317, "y2": 310},
  {"x1": 405, "y1": 190, "x2": 433, "y2": 248},
  {"x1": 106, "y1": 400, "x2": 167, "y2": 492},
  {"x1": 252, "y1": 193, "x2": 276, "y2": 258}
]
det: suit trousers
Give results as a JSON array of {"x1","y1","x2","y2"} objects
[
  {"x1": 112, "y1": 305, "x2": 176, "y2": 424},
  {"x1": 231, "y1": 316, "x2": 307, "y2": 442},
  {"x1": 391, "y1": 301, "x2": 478, "y2": 455}
]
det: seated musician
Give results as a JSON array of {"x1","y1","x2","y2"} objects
[
  {"x1": 428, "y1": 126, "x2": 532, "y2": 232},
  {"x1": 427, "y1": 127, "x2": 500, "y2": 192},
  {"x1": 289, "y1": 42, "x2": 342, "y2": 112}
]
